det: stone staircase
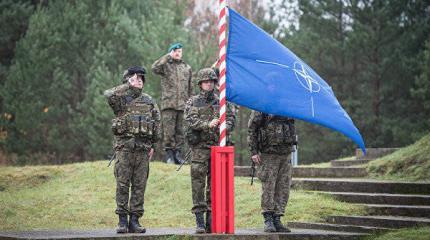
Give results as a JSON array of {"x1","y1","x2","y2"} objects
[
  {"x1": 235, "y1": 148, "x2": 401, "y2": 179},
  {"x1": 315, "y1": 192, "x2": 430, "y2": 205},
  {"x1": 293, "y1": 167, "x2": 367, "y2": 178},
  {"x1": 235, "y1": 166, "x2": 368, "y2": 178},
  {"x1": 287, "y1": 148, "x2": 430, "y2": 236},
  {"x1": 235, "y1": 148, "x2": 430, "y2": 237},
  {"x1": 286, "y1": 222, "x2": 391, "y2": 234},
  {"x1": 235, "y1": 148, "x2": 399, "y2": 179},
  {"x1": 290, "y1": 178, "x2": 430, "y2": 232},
  {"x1": 292, "y1": 178, "x2": 430, "y2": 194}
]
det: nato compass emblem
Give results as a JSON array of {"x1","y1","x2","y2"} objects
[{"x1": 255, "y1": 59, "x2": 334, "y2": 117}]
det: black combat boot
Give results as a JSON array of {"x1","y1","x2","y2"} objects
[
  {"x1": 174, "y1": 149, "x2": 185, "y2": 165},
  {"x1": 262, "y1": 212, "x2": 276, "y2": 233},
  {"x1": 273, "y1": 214, "x2": 291, "y2": 232},
  {"x1": 195, "y1": 212, "x2": 206, "y2": 234},
  {"x1": 116, "y1": 214, "x2": 128, "y2": 234},
  {"x1": 128, "y1": 214, "x2": 146, "y2": 233},
  {"x1": 165, "y1": 149, "x2": 175, "y2": 164},
  {"x1": 205, "y1": 211, "x2": 212, "y2": 233}
]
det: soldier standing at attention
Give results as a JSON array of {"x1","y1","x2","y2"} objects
[
  {"x1": 184, "y1": 68, "x2": 234, "y2": 234},
  {"x1": 104, "y1": 67, "x2": 161, "y2": 234},
  {"x1": 152, "y1": 43, "x2": 193, "y2": 164},
  {"x1": 247, "y1": 111, "x2": 297, "y2": 233}
]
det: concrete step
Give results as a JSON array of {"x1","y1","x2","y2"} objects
[
  {"x1": 330, "y1": 159, "x2": 372, "y2": 167},
  {"x1": 287, "y1": 221, "x2": 391, "y2": 234},
  {"x1": 362, "y1": 204, "x2": 430, "y2": 218},
  {"x1": 326, "y1": 215, "x2": 430, "y2": 229},
  {"x1": 293, "y1": 167, "x2": 367, "y2": 178},
  {"x1": 317, "y1": 191, "x2": 430, "y2": 205},
  {"x1": 0, "y1": 228, "x2": 367, "y2": 240},
  {"x1": 292, "y1": 178, "x2": 430, "y2": 194},
  {"x1": 355, "y1": 148, "x2": 399, "y2": 160},
  {"x1": 234, "y1": 166, "x2": 367, "y2": 178}
]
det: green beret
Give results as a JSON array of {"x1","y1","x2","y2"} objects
[{"x1": 168, "y1": 43, "x2": 183, "y2": 52}]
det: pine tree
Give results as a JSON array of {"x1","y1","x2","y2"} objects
[
  {"x1": 1, "y1": 0, "x2": 197, "y2": 163},
  {"x1": 280, "y1": 0, "x2": 430, "y2": 163}
]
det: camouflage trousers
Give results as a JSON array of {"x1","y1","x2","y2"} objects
[
  {"x1": 114, "y1": 149, "x2": 150, "y2": 217},
  {"x1": 162, "y1": 109, "x2": 184, "y2": 151},
  {"x1": 190, "y1": 148, "x2": 211, "y2": 213},
  {"x1": 257, "y1": 153, "x2": 292, "y2": 216}
]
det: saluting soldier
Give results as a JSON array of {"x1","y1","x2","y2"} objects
[
  {"x1": 104, "y1": 66, "x2": 161, "y2": 234},
  {"x1": 152, "y1": 43, "x2": 193, "y2": 164}
]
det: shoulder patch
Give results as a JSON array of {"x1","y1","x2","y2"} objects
[{"x1": 185, "y1": 97, "x2": 194, "y2": 105}]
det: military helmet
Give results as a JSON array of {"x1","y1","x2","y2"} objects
[
  {"x1": 122, "y1": 66, "x2": 146, "y2": 83},
  {"x1": 197, "y1": 68, "x2": 218, "y2": 84}
]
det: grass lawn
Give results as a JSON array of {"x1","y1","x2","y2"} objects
[
  {"x1": 367, "y1": 134, "x2": 430, "y2": 182},
  {"x1": 0, "y1": 161, "x2": 364, "y2": 231}
]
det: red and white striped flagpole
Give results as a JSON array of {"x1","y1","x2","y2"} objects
[
  {"x1": 211, "y1": 0, "x2": 234, "y2": 234},
  {"x1": 218, "y1": 0, "x2": 227, "y2": 147}
]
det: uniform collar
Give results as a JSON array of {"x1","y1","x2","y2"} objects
[
  {"x1": 199, "y1": 89, "x2": 216, "y2": 102},
  {"x1": 168, "y1": 55, "x2": 183, "y2": 64},
  {"x1": 128, "y1": 85, "x2": 142, "y2": 99}
]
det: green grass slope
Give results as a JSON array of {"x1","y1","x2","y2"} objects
[
  {"x1": 367, "y1": 134, "x2": 430, "y2": 182},
  {"x1": 0, "y1": 161, "x2": 364, "y2": 231}
]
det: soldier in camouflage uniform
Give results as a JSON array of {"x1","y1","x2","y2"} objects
[
  {"x1": 104, "y1": 66, "x2": 161, "y2": 234},
  {"x1": 247, "y1": 110, "x2": 297, "y2": 233},
  {"x1": 152, "y1": 43, "x2": 193, "y2": 164},
  {"x1": 184, "y1": 68, "x2": 234, "y2": 234}
]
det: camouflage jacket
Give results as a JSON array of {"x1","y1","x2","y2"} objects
[
  {"x1": 151, "y1": 54, "x2": 193, "y2": 111},
  {"x1": 104, "y1": 83, "x2": 161, "y2": 150},
  {"x1": 247, "y1": 111, "x2": 296, "y2": 155},
  {"x1": 184, "y1": 90, "x2": 235, "y2": 149}
]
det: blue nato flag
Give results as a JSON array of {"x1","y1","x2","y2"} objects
[{"x1": 226, "y1": 8, "x2": 366, "y2": 153}]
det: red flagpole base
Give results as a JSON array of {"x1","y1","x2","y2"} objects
[{"x1": 211, "y1": 146, "x2": 235, "y2": 234}]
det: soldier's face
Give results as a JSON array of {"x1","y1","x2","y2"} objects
[
  {"x1": 172, "y1": 48, "x2": 182, "y2": 60},
  {"x1": 129, "y1": 74, "x2": 144, "y2": 89},
  {"x1": 200, "y1": 80, "x2": 214, "y2": 91}
]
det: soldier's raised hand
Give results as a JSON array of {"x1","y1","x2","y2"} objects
[
  {"x1": 128, "y1": 74, "x2": 143, "y2": 89},
  {"x1": 251, "y1": 154, "x2": 261, "y2": 165},
  {"x1": 209, "y1": 118, "x2": 220, "y2": 128},
  {"x1": 169, "y1": 50, "x2": 175, "y2": 58}
]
